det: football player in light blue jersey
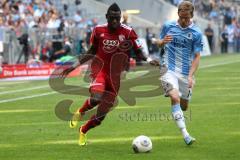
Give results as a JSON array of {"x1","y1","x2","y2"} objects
[{"x1": 153, "y1": 1, "x2": 203, "y2": 145}]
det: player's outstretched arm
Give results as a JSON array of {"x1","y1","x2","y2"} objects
[
  {"x1": 61, "y1": 45, "x2": 96, "y2": 77},
  {"x1": 135, "y1": 48, "x2": 159, "y2": 66},
  {"x1": 152, "y1": 35, "x2": 173, "y2": 48}
]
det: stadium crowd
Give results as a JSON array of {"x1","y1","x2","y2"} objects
[
  {"x1": 165, "y1": 0, "x2": 240, "y2": 53},
  {"x1": 0, "y1": 0, "x2": 240, "y2": 67},
  {"x1": 0, "y1": 0, "x2": 97, "y2": 64}
]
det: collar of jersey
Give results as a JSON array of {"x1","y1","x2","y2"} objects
[{"x1": 175, "y1": 21, "x2": 194, "y2": 29}]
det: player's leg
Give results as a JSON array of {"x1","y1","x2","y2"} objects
[
  {"x1": 70, "y1": 74, "x2": 105, "y2": 128},
  {"x1": 81, "y1": 92, "x2": 116, "y2": 132},
  {"x1": 180, "y1": 99, "x2": 189, "y2": 111},
  {"x1": 178, "y1": 76, "x2": 195, "y2": 145},
  {"x1": 77, "y1": 92, "x2": 105, "y2": 146},
  {"x1": 69, "y1": 93, "x2": 102, "y2": 128},
  {"x1": 79, "y1": 91, "x2": 116, "y2": 146},
  {"x1": 169, "y1": 89, "x2": 195, "y2": 145},
  {"x1": 179, "y1": 77, "x2": 193, "y2": 111},
  {"x1": 161, "y1": 71, "x2": 194, "y2": 145}
]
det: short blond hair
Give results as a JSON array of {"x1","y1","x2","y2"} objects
[{"x1": 178, "y1": 1, "x2": 194, "y2": 17}]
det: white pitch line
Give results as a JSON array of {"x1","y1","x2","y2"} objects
[
  {"x1": 0, "y1": 121, "x2": 62, "y2": 127},
  {"x1": 0, "y1": 85, "x2": 49, "y2": 95},
  {"x1": 199, "y1": 59, "x2": 240, "y2": 69},
  {"x1": 0, "y1": 91, "x2": 56, "y2": 104},
  {"x1": 0, "y1": 81, "x2": 30, "y2": 86},
  {"x1": 0, "y1": 136, "x2": 180, "y2": 148},
  {"x1": 44, "y1": 136, "x2": 180, "y2": 145},
  {"x1": 0, "y1": 59, "x2": 239, "y2": 104},
  {"x1": 0, "y1": 109, "x2": 48, "y2": 113},
  {"x1": 227, "y1": 131, "x2": 240, "y2": 136}
]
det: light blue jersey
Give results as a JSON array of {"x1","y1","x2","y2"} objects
[{"x1": 160, "y1": 21, "x2": 203, "y2": 76}]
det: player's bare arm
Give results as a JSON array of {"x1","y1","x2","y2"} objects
[
  {"x1": 152, "y1": 35, "x2": 173, "y2": 48},
  {"x1": 135, "y1": 48, "x2": 159, "y2": 66},
  {"x1": 188, "y1": 53, "x2": 200, "y2": 88},
  {"x1": 61, "y1": 45, "x2": 96, "y2": 77}
]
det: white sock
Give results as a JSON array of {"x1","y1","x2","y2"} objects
[
  {"x1": 172, "y1": 104, "x2": 189, "y2": 138},
  {"x1": 181, "y1": 128, "x2": 190, "y2": 138}
]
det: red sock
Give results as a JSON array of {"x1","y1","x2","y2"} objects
[
  {"x1": 81, "y1": 115, "x2": 101, "y2": 133},
  {"x1": 79, "y1": 99, "x2": 95, "y2": 113}
]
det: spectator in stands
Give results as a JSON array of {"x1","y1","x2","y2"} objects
[
  {"x1": 85, "y1": 24, "x2": 92, "y2": 48},
  {"x1": 227, "y1": 18, "x2": 236, "y2": 53},
  {"x1": 47, "y1": 12, "x2": 61, "y2": 29},
  {"x1": 76, "y1": 39, "x2": 87, "y2": 55},
  {"x1": 34, "y1": 3, "x2": 44, "y2": 18},
  {"x1": 221, "y1": 25, "x2": 228, "y2": 53},
  {"x1": 0, "y1": 16, "x2": 5, "y2": 67},
  {"x1": 63, "y1": 4, "x2": 69, "y2": 18},
  {"x1": 146, "y1": 28, "x2": 155, "y2": 55},
  {"x1": 49, "y1": 36, "x2": 72, "y2": 62},
  {"x1": 204, "y1": 23, "x2": 214, "y2": 52},
  {"x1": 151, "y1": 33, "x2": 159, "y2": 57},
  {"x1": 174, "y1": 0, "x2": 183, "y2": 6},
  {"x1": 74, "y1": 10, "x2": 83, "y2": 28},
  {"x1": 234, "y1": 23, "x2": 240, "y2": 53},
  {"x1": 122, "y1": 11, "x2": 129, "y2": 25}
]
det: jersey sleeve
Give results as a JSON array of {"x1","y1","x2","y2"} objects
[
  {"x1": 193, "y1": 32, "x2": 203, "y2": 55},
  {"x1": 90, "y1": 27, "x2": 98, "y2": 47},
  {"x1": 129, "y1": 29, "x2": 142, "y2": 50}
]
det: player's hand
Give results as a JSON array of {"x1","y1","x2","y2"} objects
[
  {"x1": 188, "y1": 76, "x2": 194, "y2": 88},
  {"x1": 60, "y1": 66, "x2": 76, "y2": 78},
  {"x1": 149, "y1": 59, "x2": 160, "y2": 66},
  {"x1": 60, "y1": 60, "x2": 80, "y2": 78},
  {"x1": 151, "y1": 38, "x2": 158, "y2": 44},
  {"x1": 163, "y1": 35, "x2": 173, "y2": 45},
  {"x1": 147, "y1": 57, "x2": 160, "y2": 66}
]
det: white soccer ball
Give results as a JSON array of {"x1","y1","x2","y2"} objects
[{"x1": 132, "y1": 135, "x2": 152, "y2": 153}]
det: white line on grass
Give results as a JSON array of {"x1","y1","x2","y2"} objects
[
  {"x1": 227, "y1": 132, "x2": 240, "y2": 136},
  {"x1": 0, "y1": 59, "x2": 239, "y2": 104},
  {"x1": 0, "y1": 81, "x2": 30, "y2": 86},
  {"x1": 0, "y1": 109, "x2": 49, "y2": 113},
  {"x1": 44, "y1": 136, "x2": 180, "y2": 145},
  {"x1": 0, "y1": 136, "x2": 180, "y2": 148},
  {"x1": 0, "y1": 85, "x2": 49, "y2": 95},
  {"x1": 0, "y1": 121, "x2": 62, "y2": 127},
  {"x1": 199, "y1": 59, "x2": 240, "y2": 69},
  {"x1": 0, "y1": 91, "x2": 56, "y2": 104}
]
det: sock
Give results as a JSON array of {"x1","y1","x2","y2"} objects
[
  {"x1": 172, "y1": 104, "x2": 189, "y2": 138},
  {"x1": 81, "y1": 115, "x2": 101, "y2": 134},
  {"x1": 79, "y1": 99, "x2": 95, "y2": 113}
]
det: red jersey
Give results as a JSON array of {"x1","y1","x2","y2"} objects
[{"x1": 90, "y1": 23, "x2": 141, "y2": 76}]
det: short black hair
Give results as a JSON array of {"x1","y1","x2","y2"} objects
[{"x1": 107, "y1": 3, "x2": 121, "y2": 14}]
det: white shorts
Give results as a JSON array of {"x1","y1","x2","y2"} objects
[{"x1": 160, "y1": 70, "x2": 194, "y2": 100}]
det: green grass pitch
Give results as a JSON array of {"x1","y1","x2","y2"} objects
[{"x1": 0, "y1": 54, "x2": 240, "y2": 160}]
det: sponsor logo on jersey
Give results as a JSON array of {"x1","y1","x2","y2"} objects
[
  {"x1": 102, "y1": 39, "x2": 133, "y2": 53},
  {"x1": 103, "y1": 39, "x2": 120, "y2": 53},
  {"x1": 119, "y1": 34, "x2": 125, "y2": 41},
  {"x1": 187, "y1": 32, "x2": 193, "y2": 39},
  {"x1": 103, "y1": 39, "x2": 120, "y2": 47}
]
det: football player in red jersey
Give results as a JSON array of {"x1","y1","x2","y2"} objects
[{"x1": 61, "y1": 3, "x2": 158, "y2": 146}]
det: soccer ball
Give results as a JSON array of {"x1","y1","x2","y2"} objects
[{"x1": 132, "y1": 135, "x2": 152, "y2": 153}]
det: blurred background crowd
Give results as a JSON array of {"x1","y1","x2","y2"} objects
[
  {"x1": 166, "y1": 0, "x2": 240, "y2": 53},
  {"x1": 0, "y1": 0, "x2": 239, "y2": 67}
]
